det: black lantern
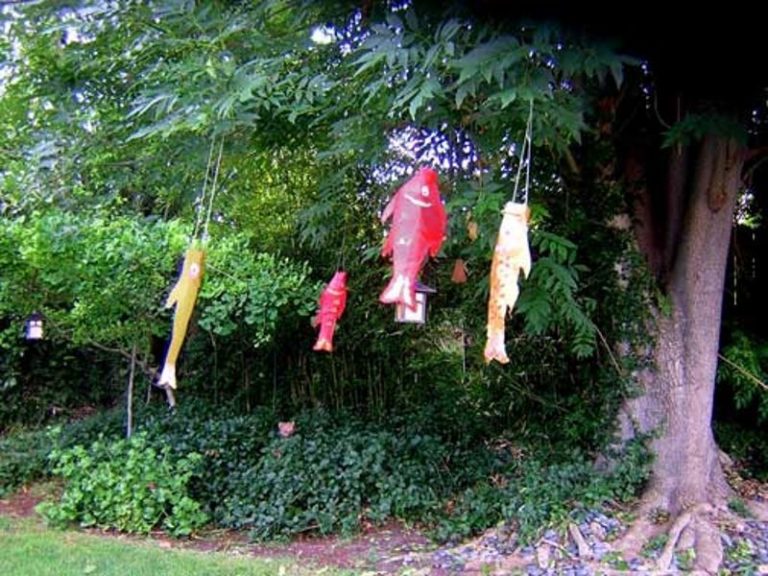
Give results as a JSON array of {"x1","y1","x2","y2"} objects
[
  {"x1": 395, "y1": 282, "x2": 436, "y2": 324},
  {"x1": 25, "y1": 312, "x2": 44, "y2": 340}
]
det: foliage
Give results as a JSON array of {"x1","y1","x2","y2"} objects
[
  {"x1": 197, "y1": 235, "x2": 319, "y2": 347},
  {"x1": 0, "y1": 0, "x2": 642, "y2": 421},
  {"x1": 0, "y1": 428, "x2": 52, "y2": 498},
  {"x1": 724, "y1": 538, "x2": 761, "y2": 574},
  {"x1": 38, "y1": 432, "x2": 208, "y2": 537},
  {"x1": 714, "y1": 421, "x2": 768, "y2": 481},
  {"x1": 1, "y1": 2, "x2": 658, "y2": 547},
  {"x1": 0, "y1": 210, "x2": 186, "y2": 354},
  {"x1": 8, "y1": 401, "x2": 652, "y2": 544},
  {"x1": 662, "y1": 113, "x2": 748, "y2": 148},
  {"x1": 220, "y1": 412, "x2": 451, "y2": 540},
  {"x1": 516, "y1": 229, "x2": 597, "y2": 357},
  {"x1": 0, "y1": 344, "x2": 120, "y2": 432},
  {"x1": 717, "y1": 330, "x2": 768, "y2": 424},
  {"x1": 434, "y1": 437, "x2": 651, "y2": 543},
  {"x1": 0, "y1": 407, "x2": 126, "y2": 497},
  {"x1": 132, "y1": 401, "x2": 277, "y2": 521},
  {"x1": 0, "y1": 206, "x2": 318, "y2": 421},
  {"x1": 727, "y1": 497, "x2": 753, "y2": 519},
  {"x1": 0, "y1": 209, "x2": 316, "y2": 352}
]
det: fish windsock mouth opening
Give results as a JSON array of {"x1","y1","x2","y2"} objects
[
  {"x1": 404, "y1": 194, "x2": 432, "y2": 208},
  {"x1": 502, "y1": 202, "x2": 531, "y2": 222}
]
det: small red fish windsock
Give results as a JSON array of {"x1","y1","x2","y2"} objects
[
  {"x1": 379, "y1": 167, "x2": 447, "y2": 310},
  {"x1": 313, "y1": 270, "x2": 348, "y2": 352}
]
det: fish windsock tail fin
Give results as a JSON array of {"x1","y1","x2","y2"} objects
[
  {"x1": 164, "y1": 284, "x2": 180, "y2": 309},
  {"x1": 313, "y1": 338, "x2": 333, "y2": 352},
  {"x1": 379, "y1": 274, "x2": 416, "y2": 309},
  {"x1": 520, "y1": 256, "x2": 532, "y2": 280},
  {"x1": 157, "y1": 363, "x2": 177, "y2": 389},
  {"x1": 483, "y1": 333, "x2": 510, "y2": 364}
]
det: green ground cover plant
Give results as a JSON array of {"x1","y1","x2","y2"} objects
[
  {"x1": 18, "y1": 405, "x2": 651, "y2": 544},
  {"x1": 38, "y1": 433, "x2": 207, "y2": 537}
]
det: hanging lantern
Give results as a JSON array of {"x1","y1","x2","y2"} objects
[
  {"x1": 25, "y1": 312, "x2": 44, "y2": 340},
  {"x1": 395, "y1": 282, "x2": 436, "y2": 324},
  {"x1": 451, "y1": 259, "x2": 468, "y2": 284}
]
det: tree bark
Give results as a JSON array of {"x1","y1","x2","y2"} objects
[
  {"x1": 623, "y1": 135, "x2": 745, "y2": 513},
  {"x1": 127, "y1": 344, "x2": 137, "y2": 439}
]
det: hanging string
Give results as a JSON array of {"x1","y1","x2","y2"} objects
[
  {"x1": 336, "y1": 209, "x2": 350, "y2": 271},
  {"x1": 511, "y1": 100, "x2": 534, "y2": 205},
  {"x1": 202, "y1": 138, "x2": 225, "y2": 243},
  {"x1": 523, "y1": 99, "x2": 533, "y2": 205},
  {"x1": 193, "y1": 139, "x2": 217, "y2": 240}
]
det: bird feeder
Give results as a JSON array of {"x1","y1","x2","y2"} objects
[
  {"x1": 25, "y1": 312, "x2": 44, "y2": 340},
  {"x1": 395, "y1": 282, "x2": 436, "y2": 324}
]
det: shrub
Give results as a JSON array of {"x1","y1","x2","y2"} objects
[
  {"x1": 0, "y1": 408, "x2": 127, "y2": 497},
  {"x1": 10, "y1": 404, "x2": 652, "y2": 545},
  {"x1": 220, "y1": 416, "x2": 451, "y2": 541},
  {"x1": 134, "y1": 404, "x2": 276, "y2": 522},
  {"x1": 38, "y1": 432, "x2": 207, "y2": 537},
  {"x1": 434, "y1": 440, "x2": 652, "y2": 544},
  {"x1": 0, "y1": 429, "x2": 51, "y2": 497}
]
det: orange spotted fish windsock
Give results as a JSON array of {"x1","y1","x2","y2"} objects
[
  {"x1": 484, "y1": 202, "x2": 531, "y2": 364},
  {"x1": 379, "y1": 167, "x2": 446, "y2": 310},
  {"x1": 312, "y1": 270, "x2": 348, "y2": 353},
  {"x1": 158, "y1": 247, "x2": 206, "y2": 389}
]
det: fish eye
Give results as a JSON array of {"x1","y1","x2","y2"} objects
[{"x1": 420, "y1": 185, "x2": 430, "y2": 197}]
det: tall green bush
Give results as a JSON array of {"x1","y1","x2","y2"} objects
[{"x1": 38, "y1": 433, "x2": 208, "y2": 537}]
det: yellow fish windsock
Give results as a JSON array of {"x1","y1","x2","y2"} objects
[
  {"x1": 158, "y1": 247, "x2": 206, "y2": 389},
  {"x1": 484, "y1": 202, "x2": 531, "y2": 364}
]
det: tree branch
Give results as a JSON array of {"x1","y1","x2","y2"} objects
[
  {"x1": 718, "y1": 353, "x2": 768, "y2": 392},
  {"x1": 88, "y1": 341, "x2": 157, "y2": 381},
  {"x1": 744, "y1": 146, "x2": 768, "y2": 163}
]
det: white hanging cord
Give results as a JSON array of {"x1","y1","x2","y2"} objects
[
  {"x1": 523, "y1": 99, "x2": 533, "y2": 205},
  {"x1": 193, "y1": 138, "x2": 217, "y2": 240},
  {"x1": 512, "y1": 100, "x2": 534, "y2": 205},
  {"x1": 202, "y1": 138, "x2": 225, "y2": 243}
]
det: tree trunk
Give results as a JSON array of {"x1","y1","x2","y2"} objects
[
  {"x1": 623, "y1": 135, "x2": 745, "y2": 513},
  {"x1": 126, "y1": 344, "x2": 137, "y2": 439}
]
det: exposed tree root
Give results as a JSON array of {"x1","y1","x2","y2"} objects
[
  {"x1": 399, "y1": 470, "x2": 766, "y2": 575},
  {"x1": 613, "y1": 499, "x2": 669, "y2": 560},
  {"x1": 693, "y1": 516, "x2": 724, "y2": 574},
  {"x1": 568, "y1": 522, "x2": 592, "y2": 559},
  {"x1": 656, "y1": 509, "x2": 693, "y2": 571},
  {"x1": 749, "y1": 499, "x2": 768, "y2": 522}
]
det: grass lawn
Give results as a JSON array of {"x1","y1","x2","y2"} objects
[{"x1": 0, "y1": 516, "x2": 353, "y2": 576}]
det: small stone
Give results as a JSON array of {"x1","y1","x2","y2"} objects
[
  {"x1": 589, "y1": 521, "x2": 606, "y2": 541},
  {"x1": 465, "y1": 558, "x2": 495, "y2": 572},
  {"x1": 606, "y1": 517, "x2": 621, "y2": 529},
  {"x1": 592, "y1": 541, "x2": 608, "y2": 560},
  {"x1": 536, "y1": 543, "x2": 551, "y2": 569}
]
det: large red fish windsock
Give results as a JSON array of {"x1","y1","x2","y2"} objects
[
  {"x1": 313, "y1": 270, "x2": 348, "y2": 352},
  {"x1": 379, "y1": 167, "x2": 447, "y2": 310}
]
